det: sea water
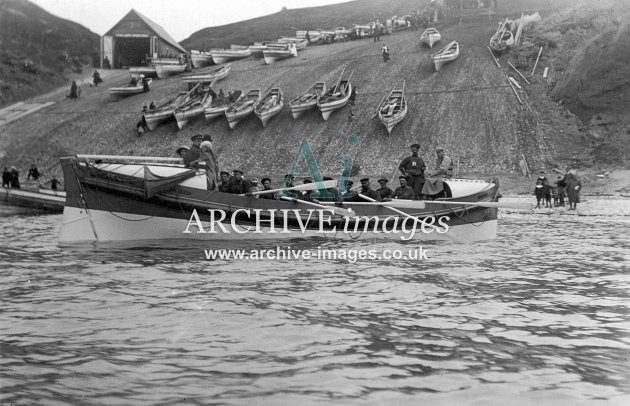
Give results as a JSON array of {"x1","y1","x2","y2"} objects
[{"x1": 1, "y1": 201, "x2": 629, "y2": 405}]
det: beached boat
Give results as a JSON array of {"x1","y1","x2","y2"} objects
[
  {"x1": 278, "y1": 37, "x2": 308, "y2": 50},
  {"x1": 129, "y1": 66, "x2": 157, "y2": 78},
  {"x1": 174, "y1": 88, "x2": 214, "y2": 130},
  {"x1": 203, "y1": 94, "x2": 236, "y2": 121},
  {"x1": 317, "y1": 67, "x2": 354, "y2": 121},
  {"x1": 108, "y1": 78, "x2": 151, "y2": 98},
  {"x1": 377, "y1": 83, "x2": 407, "y2": 134},
  {"x1": 57, "y1": 155, "x2": 504, "y2": 244},
  {"x1": 190, "y1": 50, "x2": 213, "y2": 68},
  {"x1": 154, "y1": 63, "x2": 186, "y2": 79},
  {"x1": 431, "y1": 41, "x2": 459, "y2": 72},
  {"x1": 263, "y1": 43, "x2": 297, "y2": 64},
  {"x1": 420, "y1": 28, "x2": 441, "y2": 48},
  {"x1": 288, "y1": 82, "x2": 326, "y2": 119},
  {"x1": 209, "y1": 48, "x2": 251, "y2": 64},
  {"x1": 254, "y1": 88, "x2": 284, "y2": 128},
  {"x1": 249, "y1": 42, "x2": 270, "y2": 58},
  {"x1": 143, "y1": 91, "x2": 190, "y2": 130},
  {"x1": 181, "y1": 64, "x2": 231, "y2": 87},
  {"x1": 224, "y1": 89, "x2": 261, "y2": 129},
  {"x1": 1, "y1": 186, "x2": 65, "y2": 213},
  {"x1": 489, "y1": 19, "x2": 515, "y2": 53}
]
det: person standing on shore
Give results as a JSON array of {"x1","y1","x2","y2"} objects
[
  {"x1": 2, "y1": 167, "x2": 11, "y2": 188},
  {"x1": 556, "y1": 175, "x2": 566, "y2": 207},
  {"x1": 564, "y1": 171, "x2": 582, "y2": 211}
]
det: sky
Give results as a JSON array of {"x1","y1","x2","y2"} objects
[{"x1": 30, "y1": 0, "x2": 353, "y2": 41}]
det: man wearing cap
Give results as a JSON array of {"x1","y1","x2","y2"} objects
[
  {"x1": 218, "y1": 171, "x2": 231, "y2": 193},
  {"x1": 228, "y1": 169, "x2": 252, "y2": 194},
  {"x1": 342, "y1": 180, "x2": 359, "y2": 202},
  {"x1": 313, "y1": 176, "x2": 342, "y2": 203},
  {"x1": 175, "y1": 145, "x2": 189, "y2": 160},
  {"x1": 392, "y1": 176, "x2": 415, "y2": 199},
  {"x1": 398, "y1": 143, "x2": 426, "y2": 200},
  {"x1": 358, "y1": 178, "x2": 382, "y2": 202},
  {"x1": 376, "y1": 178, "x2": 393, "y2": 201},
  {"x1": 258, "y1": 177, "x2": 276, "y2": 199},
  {"x1": 184, "y1": 134, "x2": 203, "y2": 168}
]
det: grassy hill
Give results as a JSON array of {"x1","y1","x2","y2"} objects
[
  {"x1": 0, "y1": 0, "x2": 627, "y2": 195},
  {"x1": 0, "y1": 0, "x2": 100, "y2": 107}
]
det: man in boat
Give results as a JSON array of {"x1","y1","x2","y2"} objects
[
  {"x1": 421, "y1": 147, "x2": 453, "y2": 199},
  {"x1": 218, "y1": 171, "x2": 231, "y2": 193},
  {"x1": 342, "y1": 180, "x2": 359, "y2": 201},
  {"x1": 399, "y1": 143, "x2": 426, "y2": 200},
  {"x1": 312, "y1": 176, "x2": 342, "y2": 204},
  {"x1": 184, "y1": 134, "x2": 203, "y2": 169},
  {"x1": 357, "y1": 178, "x2": 382, "y2": 202},
  {"x1": 175, "y1": 145, "x2": 189, "y2": 161},
  {"x1": 200, "y1": 141, "x2": 219, "y2": 190},
  {"x1": 258, "y1": 178, "x2": 275, "y2": 200},
  {"x1": 392, "y1": 176, "x2": 415, "y2": 199},
  {"x1": 376, "y1": 178, "x2": 393, "y2": 201},
  {"x1": 297, "y1": 178, "x2": 314, "y2": 201},
  {"x1": 229, "y1": 169, "x2": 252, "y2": 194}
]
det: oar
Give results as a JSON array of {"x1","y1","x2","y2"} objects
[
  {"x1": 321, "y1": 199, "x2": 426, "y2": 209},
  {"x1": 358, "y1": 193, "x2": 468, "y2": 243},
  {"x1": 279, "y1": 196, "x2": 352, "y2": 216},
  {"x1": 398, "y1": 80, "x2": 405, "y2": 111},
  {"x1": 423, "y1": 200, "x2": 533, "y2": 210},
  {"x1": 243, "y1": 179, "x2": 337, "y2": 197},
  {"x1": 333, "y1": 65, "x2": 346, "y2": 94}
]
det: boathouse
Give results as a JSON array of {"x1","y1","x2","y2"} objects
[{"x1": 101, "y1": 9, "x2": 186, "y2": 68}]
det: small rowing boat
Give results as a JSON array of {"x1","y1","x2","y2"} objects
[
  {"x1": 377, "y1": 82, "x2": 407, "y2": 134},
  {"x1": 288, "y1": 82, "x2": 326, "y2": 119},
  {"x1": 210, "y1": 48, "x2": 251, "y2": 64},
  {"x1": 174, "y1": 87, "x2": 214, "y2": 129},
  {"x1": 489, "y1": 19, "x2": 515, "y2": 53},
  {"x1": 181, "y1": 63, "x2": 231, "y2": 87},
  {"x1": 129, "y1": 66, "x2": 157, "y2": 78},
  {"x1": 154, "y1": 63, "x2": 186, "y2": 78},
  {"x1": 420, "y1": 27, "x2": 441, "y2": 48},
  {"x1": 254, "y1": 88, "x2": 284, "y2": 127},
  {"x1": 204, "y1": 92, "x2": 238, "y2": 121},
  {"x1": 225, "y1": 89, "x2": 261, "y2": 129},
  {"x1": 108, "y1": 78, "x2": 151, "y2": 98},
  {"x1": 143, "y1": 91, "x2": 190, "y2": 130},
  {"x1": 278, "y1": 37, "x2": 308, "y2": 50},
  {"x1": 317, "y1": 67, "x2": 353, "y2": 120},
  {"x1": 431, "y1": 41, "x2": 459, "y2": 72},
  {"x1": 263, "y1": 43, "x2": 297, "y2": 64},
  {"x1": 190, "y1": 50, "x2": 213, "y2": 68}
]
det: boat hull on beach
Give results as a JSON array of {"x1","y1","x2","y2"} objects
[
  {"x1": 210, "y1": 48, "x2": 251, "y2": 64},
  {"x1": 431, "y1": 41, "x2": 459, "y2": 72},
  {"x1": 181, "y1": 64, "x2": 231, "y2": 86},
  {"x1": 190, "y1": 50, "x2": 213, "y2": 68},
  {"x1": 254, "y1": 88, "x2": 284, "y2": 127},
  {"x1": 174, "y1": 90, "x2": 213, "y2": 130},
  {"x1": 58, "y1": 156, "x2": 500, "y2": 244},
  {"x1": 289, "y1": 82, "x2": 326, "y2": 119},
  {"x1": 154, "y1": 64, "x2": 186, "y2": 79},
  {"x1": 108, "y1": 78, "x2": 151, "y2": 98},
  {"x1": 225, "y1": 89, "x2": 261, "y2": 129},
  {"x1": 317, "y1": 80, "x2": 352, "y2": 120},
  {"x1": 420, "y1": 28, "x2": 441, "y2": 48},
  {"x1": 143, "y1": 91, "x2": 190, "y2": 130},
  {"x1": 129, "y1": 66, "x2": 157, "y2": 78},
  {"x1": 378, "y1": 87, "x2": 407, "y2": 134}
]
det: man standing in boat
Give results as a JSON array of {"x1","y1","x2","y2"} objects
[
  {"x1": 184, "y1": 134, "x2": 203, "y2": 169},
  {"x1": 399, "y1": 143, "x2": 426, "y2": 200}
]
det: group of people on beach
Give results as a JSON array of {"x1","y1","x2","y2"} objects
[
  {"x1": 534, "y1": 170, "x2": 582, "y2": 210},
  {"x1": 1, "y1": 164, "x2": 58, "y2": 190}
]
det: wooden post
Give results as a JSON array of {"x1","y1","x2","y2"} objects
[
  {"x1": 507, "y1": 61, "x2": 530, "y2": 84},
  {"x1": 531, "y1": 46, "x2": 543, "y2": 77},
  {"x1": 487, "y1": 46, "x2": 500, "y2": 68},
  {"x1": 506, "y1": 75, "x2": 523, "y2": 105}
]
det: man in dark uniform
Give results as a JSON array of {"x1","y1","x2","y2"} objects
[
  {"x1": 398, "y1": 143, "x2": 426, "y2": 199},
  {"x1": 375, "y1": 178, "x2": 393, "y2": 201},
  {"x1": 2, "y1": 167, "x2": 11, "y2": 188},
  {"x1": 258, "y1": 177, "x2": 275, "y2": 199},
  {"x1": 218, "y1": 171, "x2": 231, "y2": 193},
  {"x1": 342, "y1": 180, "x2": 358, "y2": 202},
  {"x1": 228, "y1": 169, "x2": 252, "y2": 194},
  {"x1": 392, "y1": 176, "x2": 415, "y2": 199},
  {"x1": 184, "y1": 134, "x2": 203, "y2": 168},
  {"x1": 358, "y1": 178, "x2": 382, "y2": 202}
]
